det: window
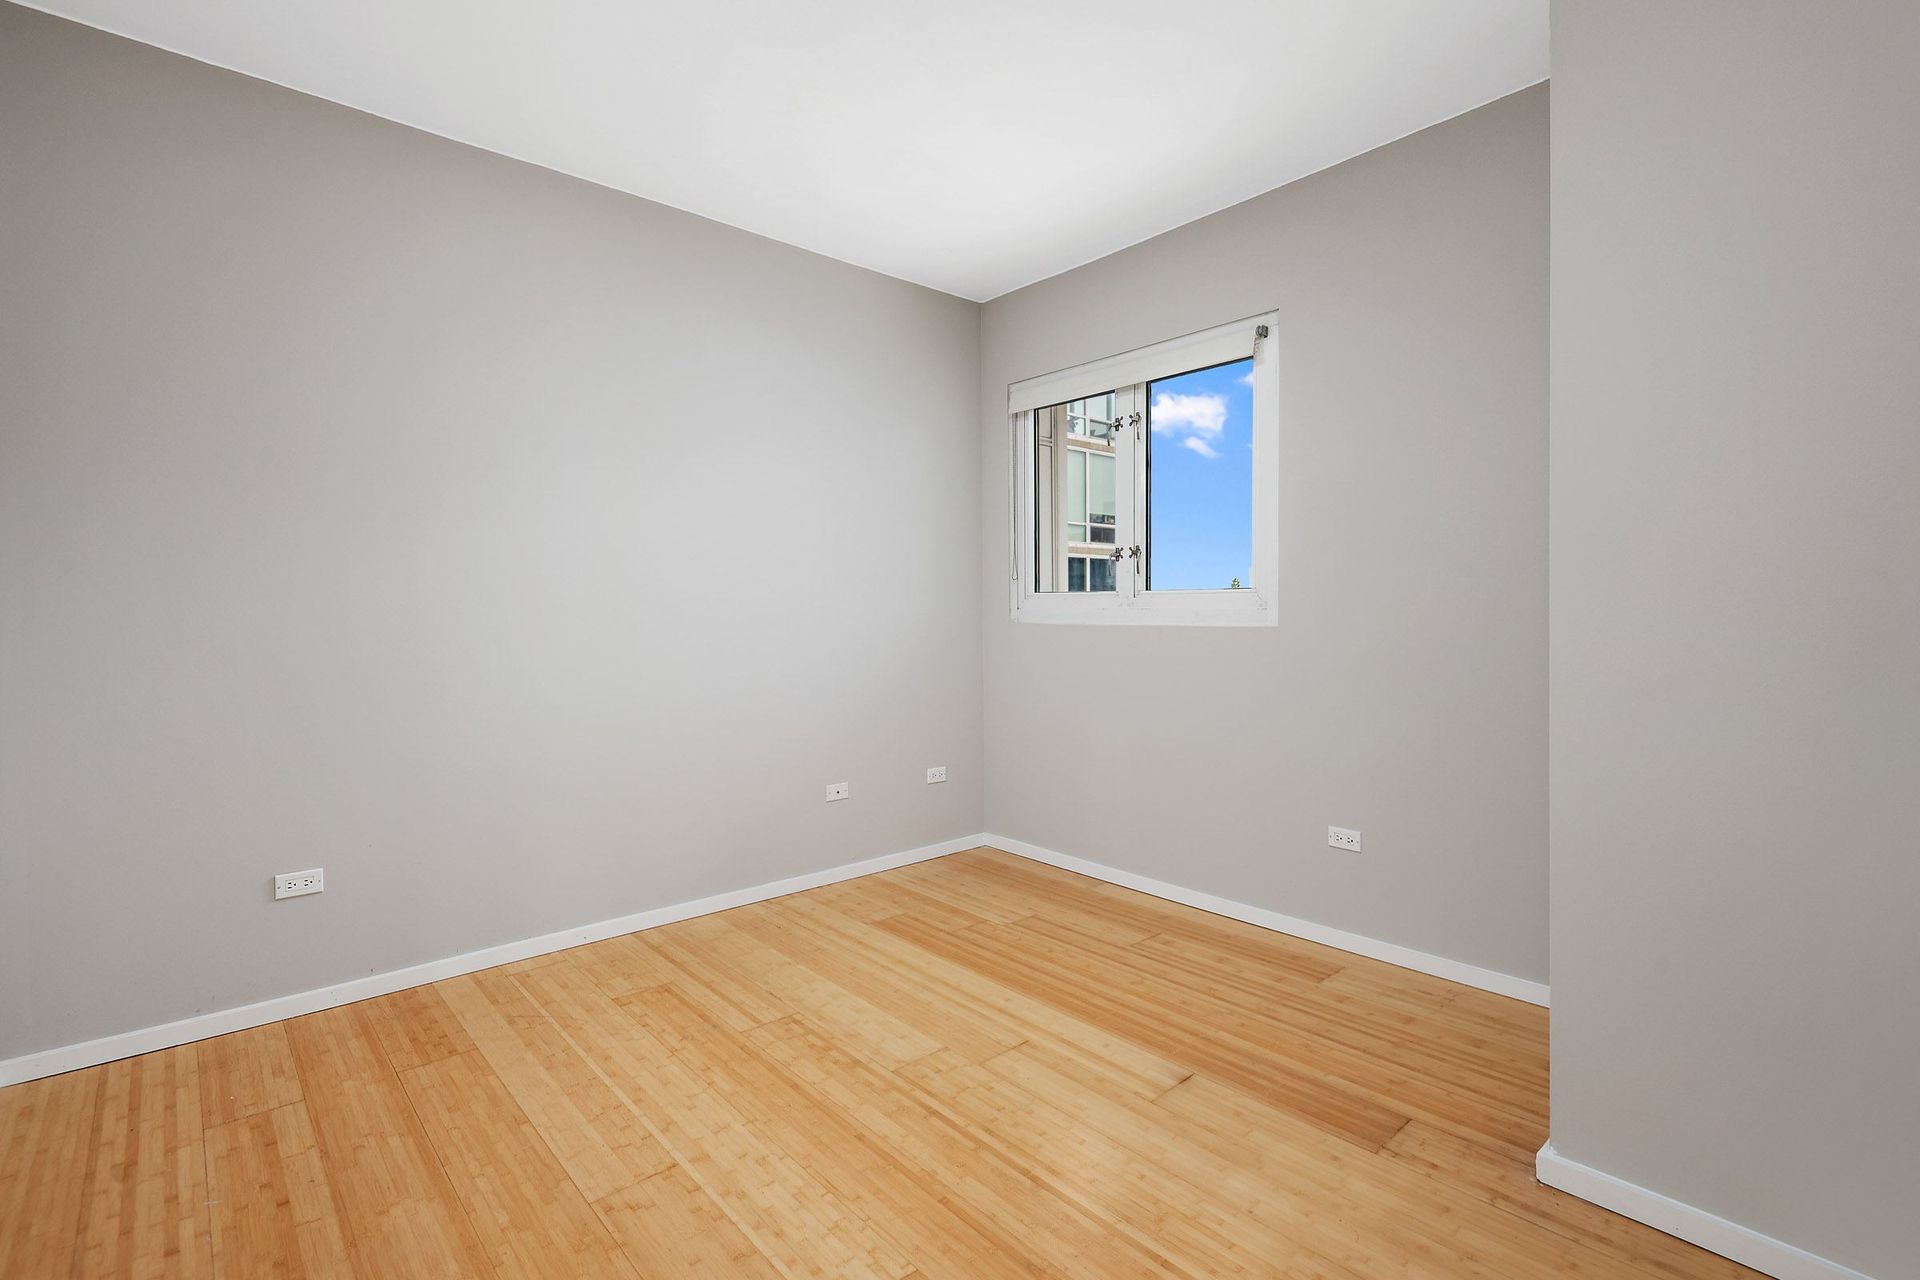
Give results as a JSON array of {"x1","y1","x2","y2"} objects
[
  {"x1": 1011, "y1": 313, "x2": 1278, "y2": 625},
  {"x1": 1065, "y1": 553, "x2": 1117, "y2": 593}
]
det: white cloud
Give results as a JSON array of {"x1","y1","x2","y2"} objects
[
  {"x1": 1150, "y1": 391, "x2": 1227, "y2": 437},
  {"x1": 1181, "y1": 436, "x2": 1220, "y2": 459},
  {"x1": 1238, "y1": 370, "x2": 1254, "y2": 388}
]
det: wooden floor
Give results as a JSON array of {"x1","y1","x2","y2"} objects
[{"x1": 0, "y1": 848, "x2": 1756, "y2": 1279}]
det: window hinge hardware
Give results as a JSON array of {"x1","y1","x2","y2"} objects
[
  {"x1": 1255, "y1": 323, "x2": 1270, "y2": 340},
  {"x1": 1109, "y1": 545, "x2": 1142, "y2": 561}
]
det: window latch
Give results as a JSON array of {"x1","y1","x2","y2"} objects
[{"x1": 1109, "y1": 545, "x2": 1141, "y2": 561}]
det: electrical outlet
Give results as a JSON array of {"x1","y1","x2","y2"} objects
[
  {"x1": 1327, "y1": 826, "x2": 1362, "y2": 852},
  {"x1": 825, "y1": 782, "x2": 849, "y2": 803},
  {"x1": 274, "y1": 868, "x2": 324, "y2": 899},
  {"x1": 926, "y1": 766, "x2": 948, "y2": 784}
]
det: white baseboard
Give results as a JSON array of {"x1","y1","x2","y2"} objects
[
  {"x1": 983, "y1": 833, "x2": 1549, "y2": 1006},
  {"x1": 0, "y1": 832, "x2": 990, "y2": 1089},
  {"x1": 1536, "y1": 1143, "x2": 1878, "y2": 1280},
  {"x1": 2, "y1": 828, "x2": 1549, "y2": 1088}
]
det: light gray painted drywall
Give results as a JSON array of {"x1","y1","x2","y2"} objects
[
  {"x1": 1550, "y1": 4, "x2": 1920, "y2": 1276},
  {"x1": 0, "y1": 4, "x2": 982, "y2": 1061},
  {"x1": 979, "y1": 86, "x2": 1549, "y2": 984}
]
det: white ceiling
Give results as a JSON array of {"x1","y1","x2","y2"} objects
[{"x1": 29, "y1": 0, "x2": 1548, "y2": 301}]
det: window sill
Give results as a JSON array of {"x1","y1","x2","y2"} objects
[{"x1": 1012, "y1": 590, "x2": 1275, "y2": 628}]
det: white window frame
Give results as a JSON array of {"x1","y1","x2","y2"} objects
[{"x1": 1009, "y1": 312, "x2": 1280, "y2": 627}]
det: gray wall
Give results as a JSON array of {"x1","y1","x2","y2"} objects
[
  {"x1": 0, "y1": 5, "x2": 982, "y2": 1061},
  {"x1": 979, "y1": 87, "x2": 1549, "y2": 984},
  {"x1": 1550, "y1": 3, "x2": 1920, "y2": 1276}
]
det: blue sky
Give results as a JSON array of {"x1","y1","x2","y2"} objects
[{"x1": 1147, "y1": 358, "x2": 1253, "y2": 590}]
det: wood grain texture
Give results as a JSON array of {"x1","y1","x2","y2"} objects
[
  {"x1": 0, "y1": 847, "x2": 1759, "y2": 1279},
  {"x1": 281, "y1": 1004, "x2": 493, "y2": 1280},
  {"x1": 197, "y1": 1025, "x2": 302, "y2": 1129},
  {"x1": 592, "y1": 1167, "x2": 781, "y2": 1280},
  {"x1": 398, "y1": 1050, "x2": 638, "y2": 1279},
  {"x1": 66, "y1": 1049, "x2": 212, "y2": 1280},
  {"x1": 203, "y1": 1102, "x2": 352, "y2": 1279}
]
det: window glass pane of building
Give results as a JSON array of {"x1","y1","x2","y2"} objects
[
  {"x1": 1062, "y1": 554, "x2": 1118, "y2": 594},
  {"x1": 1067, "y1": 392, "x2": 1116, "y2": 440},
  {"x1": 1088, "y1": 451, "x2": 1116, "y2": 543}
]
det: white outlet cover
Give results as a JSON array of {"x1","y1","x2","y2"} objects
[
  {"x1": 1328, "y1": 826, "x2": 1362, "y2": 852},
  {"x1": 274, "y1": 868, "x2": 325, "y2": 899},
  {"x1": 825, "y1": 782, "x2": 849, "y2": 803},
  {"x1": 926, "y1": 766, "x2": 948, "y2": 784}
]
